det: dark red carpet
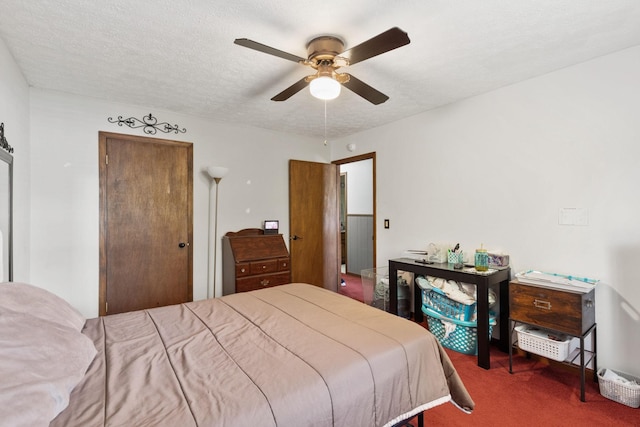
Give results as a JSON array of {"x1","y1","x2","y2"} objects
[
  {"x1": 338, "y1": 277, "x2": 638, "y2": 426},
  {"x1": 414, "y1": 345, "x2": 638, "y2": 426},
  {"x1": 338, "y1": 273, "x2": 364, "y2": 302}
]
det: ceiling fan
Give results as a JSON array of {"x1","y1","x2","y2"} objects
[{"x1": 234, "y1": 27, "x2": 410, "y2": 105}]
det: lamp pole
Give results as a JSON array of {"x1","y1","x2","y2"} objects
[{"x1": 206, "y1": 166, "x2": 228, "y2": 299}]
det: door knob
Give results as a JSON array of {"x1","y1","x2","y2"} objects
[
  {"x1": 178, "y1": 242, "x2": 189, "y2": 248},
  {"x1": 291, "y1": 235, "x2": 303, "y2": 241}
]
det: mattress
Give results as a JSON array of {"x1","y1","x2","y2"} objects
[{"x1": 51, "y1": 283, "x2": 474, "y2": 426}]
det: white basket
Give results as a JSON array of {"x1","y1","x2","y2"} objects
[
  {"x1": 515, "y1": 325, "x2": 571, "y2": 362},
  {"x1": 597, "y1": 368, "x2": 640, "y2": 408}
]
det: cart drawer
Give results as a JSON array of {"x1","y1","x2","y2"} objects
[{"x1": 509, "y1": 280, "x2": 595, "y2": 335}]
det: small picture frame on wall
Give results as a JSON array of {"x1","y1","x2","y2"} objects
[{"x1": 263, "y1": 220, "x2": 279, "y2": 234}]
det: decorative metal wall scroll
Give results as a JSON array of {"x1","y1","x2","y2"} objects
[
  {"x1": 107, "y1": 113, "x2": 187, "y2": 135},
  {"x1": 0, "y1": 123, "x2": 14, "y2": 153}
]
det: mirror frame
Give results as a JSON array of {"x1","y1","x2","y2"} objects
[{"x1": 1, "y1": 140, "x2": 13, "y2": 282}]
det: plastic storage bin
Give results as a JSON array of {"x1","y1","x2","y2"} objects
[
  {"x1": 422, "y1": 305, "x2": 495, "y2": 355},
  {"x1": 361, "y1": 267, "x2": 411, "y2": 318},
  {"x1": 597, "y1": 368, "x2": 640, "y2": 408},
  {"x1": 515, "y1": 325, "x2": 572, "y2": 362},
  {"x1": 361, "y1": 267, "x2": 388, "y2": 310},
  {"x1": 422, "y1": 287, "x2": 476, "y2": 321}
]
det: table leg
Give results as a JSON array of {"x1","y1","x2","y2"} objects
[
  {"x1": 509, "y1": 319, "x2": 514, "y2": 373},
  {"x1": 476, "y1": 279, "x2": 490, "y2": 369},
  {"x1": 413, "y1": 279, "x2": 423, "y2": 323},
  {"x1": 389, "y1": 262, "x2": 398, "y2": 316},
  {"x1": 580, "y1": 335, "x2": 586, "y2": 402},
  {"x1": 592, "y1": 325, "x2": 597, "y2": 382},
  {"x1": 498, "y1": 279, "x2": 510, "y2": 352}
]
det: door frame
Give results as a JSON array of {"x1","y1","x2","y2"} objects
[{"x1": 332, "y1": 152, "x2": 376, "y2": 271}]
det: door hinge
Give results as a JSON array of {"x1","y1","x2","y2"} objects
[
  {"x1": 105, "y1": 154, "x2": 108, "y2": 165},
  {"x1": 105, "y1": 301, "x2": 108, "y2": 313}
]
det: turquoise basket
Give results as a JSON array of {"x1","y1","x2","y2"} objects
[
  {"x1": 422, "y1": 305, "x2": 496, "y2": 355},
  {"x1": 422, "y1": 287, "x2": 476, "y2": 322}
]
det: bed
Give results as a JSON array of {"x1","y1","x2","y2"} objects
[{"x1": 0, "y1": 282, "x2": 474, "y2": 427}]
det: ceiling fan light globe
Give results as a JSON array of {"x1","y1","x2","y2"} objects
[{"x1": 310, "y1": 77, "x2": 341, "y2": 100}]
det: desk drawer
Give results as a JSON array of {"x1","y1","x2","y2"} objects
[
  {"x1": 235, "y1": 263, "x2": 251, "y2": 277},
  {"x1": 509, "y1": 281, "x2": 595, "y2": 335},
  {"x1": 236, "y1": 272, "x2": 291, "y2": 293},
  {"x1": 250, "y1": 259, "x2": 278, "y2": 274},
  {"x1": 277, "y1": 257, "x2": 290, "y2": 271}
]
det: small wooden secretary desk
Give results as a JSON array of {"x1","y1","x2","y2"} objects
[{"x1": 222, "y1": 228, "x2": 291, "y2": 295}]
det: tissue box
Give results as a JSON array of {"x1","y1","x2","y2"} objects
[{"x1": 488, "y1": 253, "x2": 509, "y2": 268}]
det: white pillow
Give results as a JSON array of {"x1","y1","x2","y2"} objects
[
  {"x1": 0, "y1": 310, "x2": 97, "y2": 427},
  {"x1": 0, "y1": 282, "x2": 86, "y2": 331}
]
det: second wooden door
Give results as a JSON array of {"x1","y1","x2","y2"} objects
[{"x1": 289, "y1": 159, "x2": 339, "y2": 291}]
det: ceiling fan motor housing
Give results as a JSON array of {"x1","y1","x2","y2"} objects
[{"x1": 306, "y1": 36, "x2": 345, "y2": 63}]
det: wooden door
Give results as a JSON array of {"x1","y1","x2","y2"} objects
[
  {"x1": 99, "y1": 132, "x2": 193, "y2": 315},
  {"x1": 289, "y1": 160, "x2": 339, "y2": 291}
]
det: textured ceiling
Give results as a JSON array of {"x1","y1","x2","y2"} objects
[{"x1": 1, "y1": 1, "x2": 640, "y2": 139}]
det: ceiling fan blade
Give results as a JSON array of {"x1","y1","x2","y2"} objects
[
  {"x1": 340, "y1": 27, "x2": 410, "y2": 66},
  {"x1": 234, "y1": 38, "x2": 306, "y2": 63},
  {"x1": 271, "y1": 77, "x2": 310, "y2": 101},
  {"x1": 342, "y1": 74, "x2": 389, "y2": 105}
]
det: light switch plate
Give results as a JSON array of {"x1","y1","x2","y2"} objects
[{"x1": 559, "y1": 208, "x2": 588, "y2": 226}]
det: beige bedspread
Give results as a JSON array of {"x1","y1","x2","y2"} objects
[{"x1": 51, "y1": 283, "x2": 473, "y2": 427}]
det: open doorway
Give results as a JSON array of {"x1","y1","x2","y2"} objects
[
  {"x1": 332, "y1": 153, "x2": 375, "y2": 301},
  {"x1": 340, "y1": 172, "x2": 347, "y2": 271}
]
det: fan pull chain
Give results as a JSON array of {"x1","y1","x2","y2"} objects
[{"x1": 323, "y1": 100, "x2": 328, "y2": 146}]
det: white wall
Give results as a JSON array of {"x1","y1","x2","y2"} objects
[
  {"x1": 0, "y1": 38, "x2": 30, "y2": 281},
  {"x1": 28, "y1": 89, "x2": 328, "y2": 318},
  {"x1": 331, "y1": 45, "x2": 640, "y2": 376}
]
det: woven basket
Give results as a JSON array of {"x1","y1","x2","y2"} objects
[{"x1": 597, "y1": 368, "x2": 640, "y2": 408}]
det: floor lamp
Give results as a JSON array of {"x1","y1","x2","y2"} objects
[{"x1": 207, "y1": 166, "x2": 228, "y2": 299}]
